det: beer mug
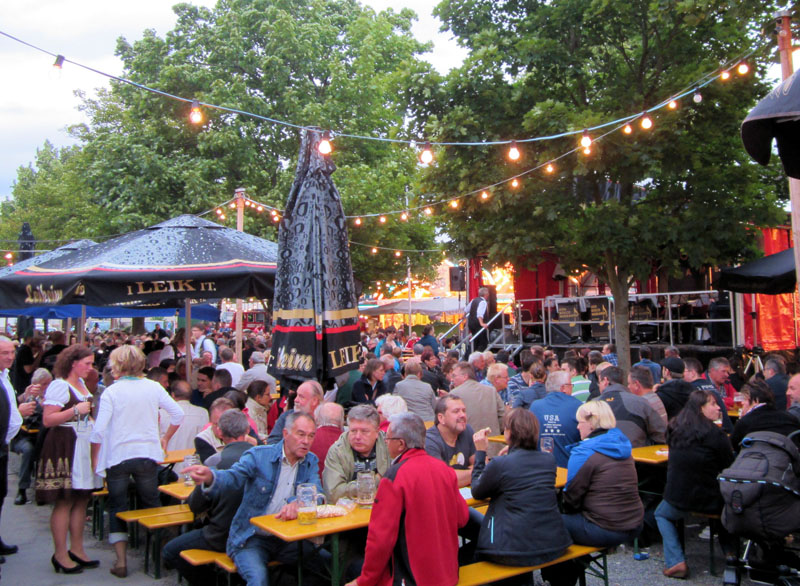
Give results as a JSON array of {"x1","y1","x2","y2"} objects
[
  {"x1": 356, "y1": 472, "x2": 376, "y2": 508},
  {"x1": 183, "y1": 454, "x2": 199, "y2": 485},
  {"x1": 296, "y1": 483, "x2": 325, "y2": 525}
]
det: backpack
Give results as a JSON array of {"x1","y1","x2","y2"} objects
[{"x1": 718, "y1": 430, "x2": 800, "y2": 541}]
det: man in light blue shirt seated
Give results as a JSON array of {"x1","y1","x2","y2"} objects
[{"x1": 186, "y1": 411, "x2": 330, "y2": 586}]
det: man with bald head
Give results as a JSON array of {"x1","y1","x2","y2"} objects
[
  {"x1": 0, "y1": 338, "x2": 30, "y2": 558},
  {"x1": 267, "y1": 380, "x2": 325, "y2": 444}
]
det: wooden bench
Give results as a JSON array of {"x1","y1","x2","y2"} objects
[
  {"x1": 139, "y1": 511, "x2": 195, "y2": 579},
  {"x1": 457, "y1": 544, "x2": 607, "y2": 586},
  {"x1": 180, "y1": 549, "x2": 281, "y2": 586}
]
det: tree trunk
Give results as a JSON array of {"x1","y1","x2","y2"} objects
[
  {"x1": 131, "y1": 317, "x2": 146, "y2": 335},
  {"x1": 603, "y1": 256, "x2": 632, "y2": 376}
]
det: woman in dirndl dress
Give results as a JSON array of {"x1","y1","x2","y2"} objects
[{"x1": 35, "y1": 344, "x2": 103, "y2": 574}]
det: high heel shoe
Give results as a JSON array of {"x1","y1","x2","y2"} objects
[
  {"x1": 51, "y1": 555, "x2": 83, "y2": 574},
  {"x1": 109, "y1": 565, "x2": 127, "y2": 578},
  {"x1": 68, "y1": 550, "x2": 100, "y2": 568}
]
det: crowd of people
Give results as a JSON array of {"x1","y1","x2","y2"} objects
[{"x1": 1, "y1": 322, "x2": 800, "y2": 585}]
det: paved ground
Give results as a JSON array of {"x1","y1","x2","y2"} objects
[{"x1": 0, "y1": 451, "x2": 766, "y2": 585}]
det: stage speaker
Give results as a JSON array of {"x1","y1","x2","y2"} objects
[{"x1": 449, "y1": 266, "x2": 466, "y2": 291}]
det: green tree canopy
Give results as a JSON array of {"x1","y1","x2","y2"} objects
[
  {"x1": 8, "y1": 0, "x2": 441, "y2": 286},
  {"x1": 425, "y1": 0, "x2": 788, "y2": 370}
]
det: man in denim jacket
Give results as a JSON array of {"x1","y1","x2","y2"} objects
[{"x1": 187, "y1": 411, "x2": 329, "y2": 586}]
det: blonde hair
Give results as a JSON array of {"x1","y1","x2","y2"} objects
[
  {"x1": 576, "y1": 400, "x2": 616, "y2": 431},
  {"x1": 109, "y1": 345, "x2": 147, "y2": 378},
  {"x1": 486, "y1": 363, "x2": 508, "y2": 383}
]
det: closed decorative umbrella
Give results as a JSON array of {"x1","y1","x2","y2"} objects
[{"x1": 268, "y1": 129, "x2": 360, "y2": 383}]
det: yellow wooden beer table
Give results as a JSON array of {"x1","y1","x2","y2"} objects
[
  {"x1": 631, "y1": 444, "x2": 669, "y2": 465},
  {"x1": 463, "y1": 467, "x2": 567, "y2": 507},
  {"x1": 160, "y1": 448, "x2": 196, "y2": 465},
  {"x1": 158, "y1": 481, "x2": 195, "y2": 502},
  {"x1": 251, "y1": 507, "x2": 371, "y2": 586}
]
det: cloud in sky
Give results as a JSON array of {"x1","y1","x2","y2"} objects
[{"x1": 0, "y1": 0, "x2": 466, "y2": 200}]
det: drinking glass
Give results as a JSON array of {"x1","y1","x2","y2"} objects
[{"x1": 356, "y1": 472, "x2": 376, "y2": 508}]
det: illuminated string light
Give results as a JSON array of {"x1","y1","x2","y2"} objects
[
  {"x1": 272, "y1": 214, "x2": 280, "y2": 223},
  {"x1": 507, "y1": 141, "x2": 521, "y2": 161},
  {"x1": 318, "y1": 132, "x2": 332, "y2": 155},
  {"x1": 379, "y1": 216, "x2": 386, "y2": 224},
  {"x1": 737, "y1": 63, "x2": 749, "y2": 75},
  {"x1": 189, "y1": 100, "x2": 204, "y2": 124},
  {"x1": 256, "y1": 206, "x2": 263, "y2": 212},
  {"x1": 271, "y1": 209, "x2": 278, "y2": 216},
  {"x1": 424, "y1": 207, "x2": 432, "y2": 215},
  {"x1": 580, "y1": 131, "x2": 592, "y2": 149},
  {"x1": 419, "y1": 142, "x2": 434, "y2": 165},
  {"x1": 480, "y1": 191, "x2": 489, "y2": 200},
  {"x1": 693, "y1": 92, "x2": 703, "y2": 104},
  {"x1": 545, "y1": 163, "x2": 554, "y2": 173},
  {"x1": 623, "y1": 124, "x2": 633, "y2": 134},
  {"x1": 668, "y1": 100, "x2": 678, "y2": 110},
  {"x1": 450, "y1": 200, "x2": 458, "y2": 208},
  {"x1": 215, "y1": 208, "x2": 222, "y2": 215},
  {"x1": 354, "y1": 217, "x2": 362, "y2": 226},
  {"x1": 720, "y1": 70, "x2": 730, "y2": 81},
  {"x1": 219, "y1": 213, "x2": 226, "y2": 220},
  {"x1": 640, "y1": 115, "x2": 653, "y2": 130},
  {"x1": 372, "y1": 247, "x2": 378, "y2": 254},
  {"x1": 400, "y1": 212, "x2": 408, "y2": 221},
  {"x1": 583, "y1": 147, "x2": 591, "y2": 155},
  {"x1": 511, "y1": 178, "x2": 519, "y2": 188},
  {"x1": 229, "y1": 203, "x2": 236, "y2": 209},
  {"x1": 394, "y1": 251, "x2": 402, "y2": 257}
]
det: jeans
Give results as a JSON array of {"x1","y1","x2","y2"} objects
[
  {"x1": 162, "y1": 529, "x2": 215, "y2": 585},
  {"x1": 561, "y1": 513, "x2": 642, "y2": 548},
  {"x1": 10, "y1": 435, "x2": 35, "y2": 490},
  {"x1": 459, "y1": 507, "x2": 484, "y2": 564},
  {"x1": 232, "y1": 534, "x2": 331, "y2": 586},
  {"x1": 655, "y1": 499, "x2": 686, "y2": 568},
  {"x1": 106, "y1": 457, "x2": 161, "y2": 544}
]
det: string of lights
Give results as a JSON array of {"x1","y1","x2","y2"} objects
[{"x1": 0, "y1": 28, "x2": 758, "y2": 151}]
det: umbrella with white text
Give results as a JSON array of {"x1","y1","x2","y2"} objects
[{"x1": 268, "y1": 129, "x2": 361, "y2": 383}]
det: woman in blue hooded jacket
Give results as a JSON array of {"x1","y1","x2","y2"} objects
[
  {"x1": 542, "y1": 400, "x2": 643, "y2": 586},
  {"x1": 471, "y1": 409, "x2": 571, "y2": 584}
]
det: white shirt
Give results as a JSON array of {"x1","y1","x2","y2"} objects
[
  {"x1": 217, "y1": 362, "x2": 245, "y2": 388},
  {"x1": 160, "y1": 400, "x2": 209, "y2": 452},
  {"x1": 91, "y1": 377, "x2": 184, "y2": 476},
  {"x1": 265, "y1": 446, "x2": 300, "y2": 516},
  {"x1": 0, "y1": 369, "x2": 22, "y2": 444}
]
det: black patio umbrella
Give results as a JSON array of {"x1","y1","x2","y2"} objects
[
  {"x1": 0, "y1": 215, "x2": 277, "y2": 307},
  {"x1": 717, "y1": 247, "x2": 796, "y2": 295},
  {"x1": 268, "y1": 129, "x2": 360, "y2": 383},
  {"x1": 741, "y1": 70, "x2": 800, "y2": 179}
]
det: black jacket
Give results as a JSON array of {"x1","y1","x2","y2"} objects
[
  {"x1": 656, "y1": 379, "x2": 694, "y2": 420},
  {"x1": 352, "y1": 375, "x2": 387, "y2": 405},
  {"x1": 187, "y1": 441, "x2": 249, "y2": 551},
  {"x1": 664, "y1": 426, "x2": 733, "y2": 513},
  {"x1": 731, "y1": 405, "x2": 800, "y2": 452},
  {"x1": 471, "y1": 447, "x2": 571, "y2": 566}
]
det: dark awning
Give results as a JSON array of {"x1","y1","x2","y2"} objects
[{"x1": 717, "y1": 248, "x2": 796, "y2": 294}]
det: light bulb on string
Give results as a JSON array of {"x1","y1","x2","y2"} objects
[
  {"x1": 668, "y1": 100, "x2": 678, "y2": 110},
  {"x1": 371, "y1": 247, "x2": 378, "y2": 254},
  {"x1": 737, "y1": 63, "x2": 749, "y2": 75},
  {"x1": 424, "y1": 207, "x2": 432, "y2": 216},
  {"x1": 511, "y1": 178, "x2": 519, "y2": 188},
  {"x1": 229, "y1": 203, "x2": 236, "y2": 209},
  {"x1": 272, "y1": 214, "x2": 280, "y2": 223},
  {"x1": 394, "y1": 251, "x2": 402, "y2": 257},
  {"x1": 189, "y1": 100, "x2": 204, "y2": 124},
  {"x1": 256, "y1": 206, "x2": 263, "y2": 212},
  {"x1": 720, "y1": 70, "x2": 730, "y2": 81},
  {"x1": 400, "y1": 212, "x2": 408, "y2": 221},
  {"x1": 215, "y1": 208, "x2": 222, "y2": 215},
  {"x1": 640, "y1": 115, "x2": 653, "y2": 130},
  {"x1": 271, "y1": 209, "x2": 278, "y2": 216},
  {"x1": 583, "y1": 147, "x2": 591, "y2": 155},
  {"x1": 354, "y1": 217, "x2": 362, "y2": 226},
  {"x1": 450, "y1": 200, "x2": 459, "y2": 209},
  {"x1": 693, "y1": 92, "x2": 702, "y2": 104},
  {"x1": 50, "y1": 54, "x2": 65, "y2": 80},
  {"x1": 219, "y1": 213, "x2": 226, "y2": 220},
  {"x1": 507, "y1": 141, "x2": 521, "y2": 161},
  {"x1": 623, "y1": 124, "x2": 633, "y2": 135},
  {"x1": 545, "y1": 163, "x2": 554, "y2": 173},
  {"x1": 318, "y1": 132, "x2": 333, "y2": 155},
  {"x1": 580, "y1": 131, "x2": 592, "y2": 149},
  {"x1": 419, "y1": 142, "x2": 434, "y2": 165},
  {"x1": 480, "y1": 191, "x2": 489, "y2": 200},
  {"x1": 379, "y1": 216, "x2": 386, "y2": 224}
]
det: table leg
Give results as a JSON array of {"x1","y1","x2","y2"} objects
[
  {"x1": 297, "y1": 539, "x2": 303, "y2": 585},
  {"x1": 332, "y1": 534, "x2": 340, "y2": 586}
]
